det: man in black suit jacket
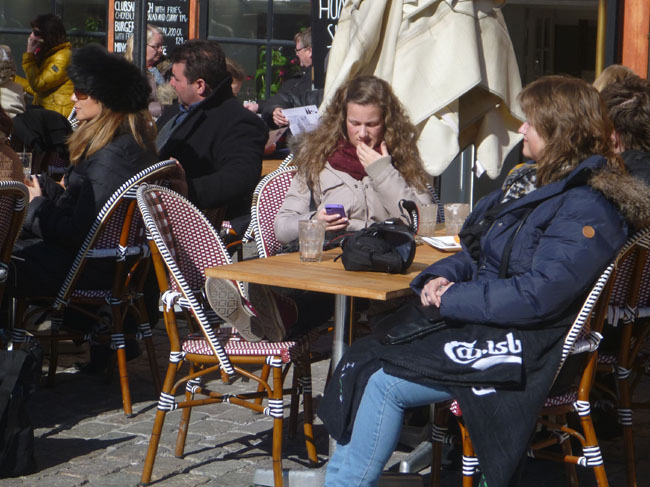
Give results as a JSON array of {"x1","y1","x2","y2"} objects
[{"x1": 157, "y1": 40, "x2": 268, "y2": 230}]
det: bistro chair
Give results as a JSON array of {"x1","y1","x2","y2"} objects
[
  {"x1": 136, "y1": 184, "x2": 317, "y2": 487},
  {"x1": 0, "y1": 181, "x2": 29, "y2": 324},
  {"x1": 250, "y1": 165, "x2": 297, "y2": 258},
  {"x1": 595, "y1": 227, "x2": 650, "y2": 487},
  {"x1": 10, "y1": 160, "x2": 177, "y2": 416},
  {"x1": 242, "y1": 153, "x2": 296, "y2": 245},
  {"x1": 429, "y1": 236, "x2": 633, "y2": 487}
]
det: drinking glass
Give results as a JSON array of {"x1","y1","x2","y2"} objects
[
  {"x1": 417, "y1": 203, "x2": 438, "y2": 237},
  {"x1": 18, "y1": 152, "x2": 32, "y2": 179},
  {"x1": 299, "y1": 220, "x2": 326, "y2": 262},
  {"x1": 444, "y1": 203, "x2": 470, "y2": 235}
]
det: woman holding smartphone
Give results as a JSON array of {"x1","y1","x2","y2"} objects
[
  {"x1": 206, "y1": 76, "x2": 433, "y2": 342},
  {"x1": 15, "y1": 14, "x2": 74, "y2": 117},
  {"x1": 274, "y1": 75, "x2": 433, "y2": 244}
]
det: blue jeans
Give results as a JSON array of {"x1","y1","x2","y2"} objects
[{"x1": 324, "y1": 368, "x2": 452, "y2": 487}]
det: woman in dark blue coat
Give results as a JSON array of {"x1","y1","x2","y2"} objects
[{"x1": 321, "y1": 76, "x2": 650, "y2": 487}]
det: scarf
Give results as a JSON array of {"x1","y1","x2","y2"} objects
[{"x1": 328, "y1": 141, "x2": 369, "y2": 180}]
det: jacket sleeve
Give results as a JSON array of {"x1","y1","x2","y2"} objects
[
  {"x1": 22, "y1": 49, "x2": 70, "y2": 94},
  {"x1": 274, "y1": 174, "x2": 315, "y2": 244},
  {"x1": 364, "y1": 155, "x2": 434, "y2": 214},
  {"x1": 438, "y1": 192, "x2": 627, "y2": 326},
  {"x1": 410, "y1": 250, "x2": 476, "y2": 294},
  {"x1": 187, "y1": 114, "x2": 267, "y2": 210},
  {"x1": 24, "y1": 170, "x2": 98, "y2": 250}
]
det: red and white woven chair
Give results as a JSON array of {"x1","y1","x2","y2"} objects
[
  {"x1": 0, "y1": 181, "x2": 29, "y2": 333},
  {"x1": 595, "y1": 227, "x2": 650, "y2": 487},
  {"x1": 136, "y1": 184, "x2": 317, "y2": 487},
  {"x1": 430, "y1": 243, "x2": 623, "y2": 487},
  {"x1": 10, "y1": 160, "x2": 177, "y2": 416},
  {"x1": 241, "y1": 154, "x2": 296, "y2": 246}
]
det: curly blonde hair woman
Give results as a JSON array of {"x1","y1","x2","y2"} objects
[{"x1": 275, "y1": 75, "x2": 433, "y2": 244}]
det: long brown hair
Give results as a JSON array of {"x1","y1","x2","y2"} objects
[
  {"x1": 518, "y1": 75, "x2": 623, "y2": 186},
  {"x1": 30, "y1": 14, "x2": 67, "y2": 65},
  {"x1": 293, "y1": 75, "x2": 429, "y2": 191},
  {"x1": 68, "y1": 102, "x2": 156, "y2": 164}
]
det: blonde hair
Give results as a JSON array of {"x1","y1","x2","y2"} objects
[
  {"x1": 293, "y1": 75, "x2": 429, "y2": 191},
  {"x1": 124, "y1": 24, "x2": 163, "y2": 63},
  {"x1": 593, "y1": 64, "x2": 637, "y2": 92},
  {"x1": 68, "y1": 102, "x2": 156, "y2": 164}
]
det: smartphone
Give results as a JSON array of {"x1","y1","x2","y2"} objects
[{"x1": 325, "y1": 204, "x2": 346, "y2": 219}]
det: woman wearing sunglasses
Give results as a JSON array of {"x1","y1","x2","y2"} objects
[
  {"x1": 15, "y1": 14, "x2": 74, "y2": 117},
  {"x1": 8, "y1": 44, "x2": 157, "y2": 301}
]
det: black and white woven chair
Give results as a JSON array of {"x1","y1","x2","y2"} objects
[
  {"x1": 11, "y1": 160, "x2": 177, "y2": 416},
  {"x1": 136, "y1": 184, "x2": 317, "y2": 487},
  {"x1": 595, "y1": 227, "x2": 650, "y2": 487},
  {"x1": 430, "y1": 250, "x2": 619, "y2": 487},
  {"x1": 0, "y1": 181, "x2": 29, "y2": 332}
]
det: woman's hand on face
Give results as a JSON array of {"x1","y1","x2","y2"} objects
[
  {"x1": 316, "y1": 208, "x2": 349, "y2": 232},
  {"x1": 420, "y1": 277, "x2": 455, "y2": 308},
  {"x1": 357, "y1": 141, "x2": 388, "y2": 168},
  {"x1": 26, "y1": 33, "x2": 42, "y2": 54},
  {"x1": 25, "y1": 175, "x2": 42, "y2": 201}
]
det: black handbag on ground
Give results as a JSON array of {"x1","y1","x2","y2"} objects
[{"x1": 371, "y1": 299, "x2": 447, "y2": 345}]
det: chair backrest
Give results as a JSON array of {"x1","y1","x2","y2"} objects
[
  {"x1": 553, "y1": 228, "x2": 650, "y2": 381},
  {"x1": 53, "y1": 159, "x2": 177, "y2": 309},
  {"x1": 251, "y1": 166, "x2": 297, "y2": 258},
  {"x1": 0, "y1": 181, "x2": 29, "y2": 302},
  {"x1": 606, "y1": 228, "x2": 650, "y2": 325},
  {"x1": 136, "y1": 183, "x2": 238, "y2": 374}
]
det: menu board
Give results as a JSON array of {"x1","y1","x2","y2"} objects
[
  {"x1": 311, "y1": 0, "x2": 343, "y2": 88},
  {"x1": 111, "y1": 0, "x2": 190, "y2": 56}
]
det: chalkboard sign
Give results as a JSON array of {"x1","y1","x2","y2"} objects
[
  {"x1": 311, "y1": 0, "x2": 344, "y2": 89},
  {"x1": 111, "y1": 0, "x2": 191, "y2": 56}
]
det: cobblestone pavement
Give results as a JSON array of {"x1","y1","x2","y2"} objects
[{"x1": 4, "y1": 317, "x2": 650, "y2": 487}]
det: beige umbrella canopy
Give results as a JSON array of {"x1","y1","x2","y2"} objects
[{"x1": 322, "y1": 0, "x2": 525, "y2": 178}]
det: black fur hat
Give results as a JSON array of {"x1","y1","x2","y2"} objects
[{"x1": 67, "y1": 44, "x2": 151, "y2": 113}]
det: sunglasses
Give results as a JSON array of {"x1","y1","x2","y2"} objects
[{"x1": 74, "y1": 90, "x2": 89, "y2": 100}]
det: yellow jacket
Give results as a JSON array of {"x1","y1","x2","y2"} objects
[{"x1": 16, "y1": 42, "x2": 74, "y2": 117}]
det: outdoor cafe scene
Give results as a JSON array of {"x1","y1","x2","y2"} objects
[{"x1": 2, "y1": 0, "x2": 650, "y2": 486}]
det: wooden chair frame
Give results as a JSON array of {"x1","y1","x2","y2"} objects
[
  {"x1": 429, "y1": 234, "x2": 638, "y2": 486},
  {"x1": 10, "y1": 160, "x2": 177, "y2": 416},
  {"x1": 0, "y1": 181, "x2": 29, "y2": 324},
  {"x1": 595, "y1": 228, "x2": 650, "y2": 487},
  {"x1": 136, "y1": 184, "x2": 317, "y2": 487}
]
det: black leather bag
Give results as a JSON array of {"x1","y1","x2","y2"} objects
[
  {"x1": 372, "y1": 299, "x2": 447, "y2": 345},
  {"x1": 339, "y1": 219, "x2": 416, "y2": 274}
]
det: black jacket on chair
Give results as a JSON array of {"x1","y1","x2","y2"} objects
[
  {"x1": 9, "y1": 133, "x2": 157, "y2": 298},
  {"x1": 158, "y1": 77, "x2": 268, "y2": 221}
]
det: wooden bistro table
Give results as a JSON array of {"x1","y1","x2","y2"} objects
[
  {"x1": 205, "y1": 242, "x2": 455, "y2": 486},
  {"x1": 205, "y1": 243, "x2": 452, "y2": 372}
]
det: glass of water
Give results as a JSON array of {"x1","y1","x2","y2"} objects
[{"x1": 18, "y1": 152, "x2": 32, "y2": 178}]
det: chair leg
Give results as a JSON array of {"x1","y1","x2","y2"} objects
[
  {"x1": 252, "y1": 363, "x2": 272, "y2": 411},
  {"x1": 141, "y1": 360, "x2": 179, "y2": 485},
  {"x1": 113, "y1": 304, "x2": 133, "y2": 417},
  {"x1": 617, "y1": 367, "x2": 637, "y2": 487},
  {"x1": 576, "y1": 400, "x2": 609, "y2": 486},
  {"x1": 175, "y1": 365, "x2": 196, "y2": 458},
  {"x1": 288, "y1": 365, "x2": 299, "y2": 439},
  {"x1": 299, "y1": 361, "x2": 317, "y2": 465},
  {"x1": 430, "y1": 403, "x2": 450, "y2": 487},
  {"x1": 557, "y1": 414, "x2": 579, "y2": 487},
  {"x1": 271, "y1": 364, "x2": 284, "y2": 487},
  {"x1": 458, "y1": 420, "x2": 477, "y2": 487},
  {"x1": 134, "y1": 298, "x2": 163, "y2": 395}
]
